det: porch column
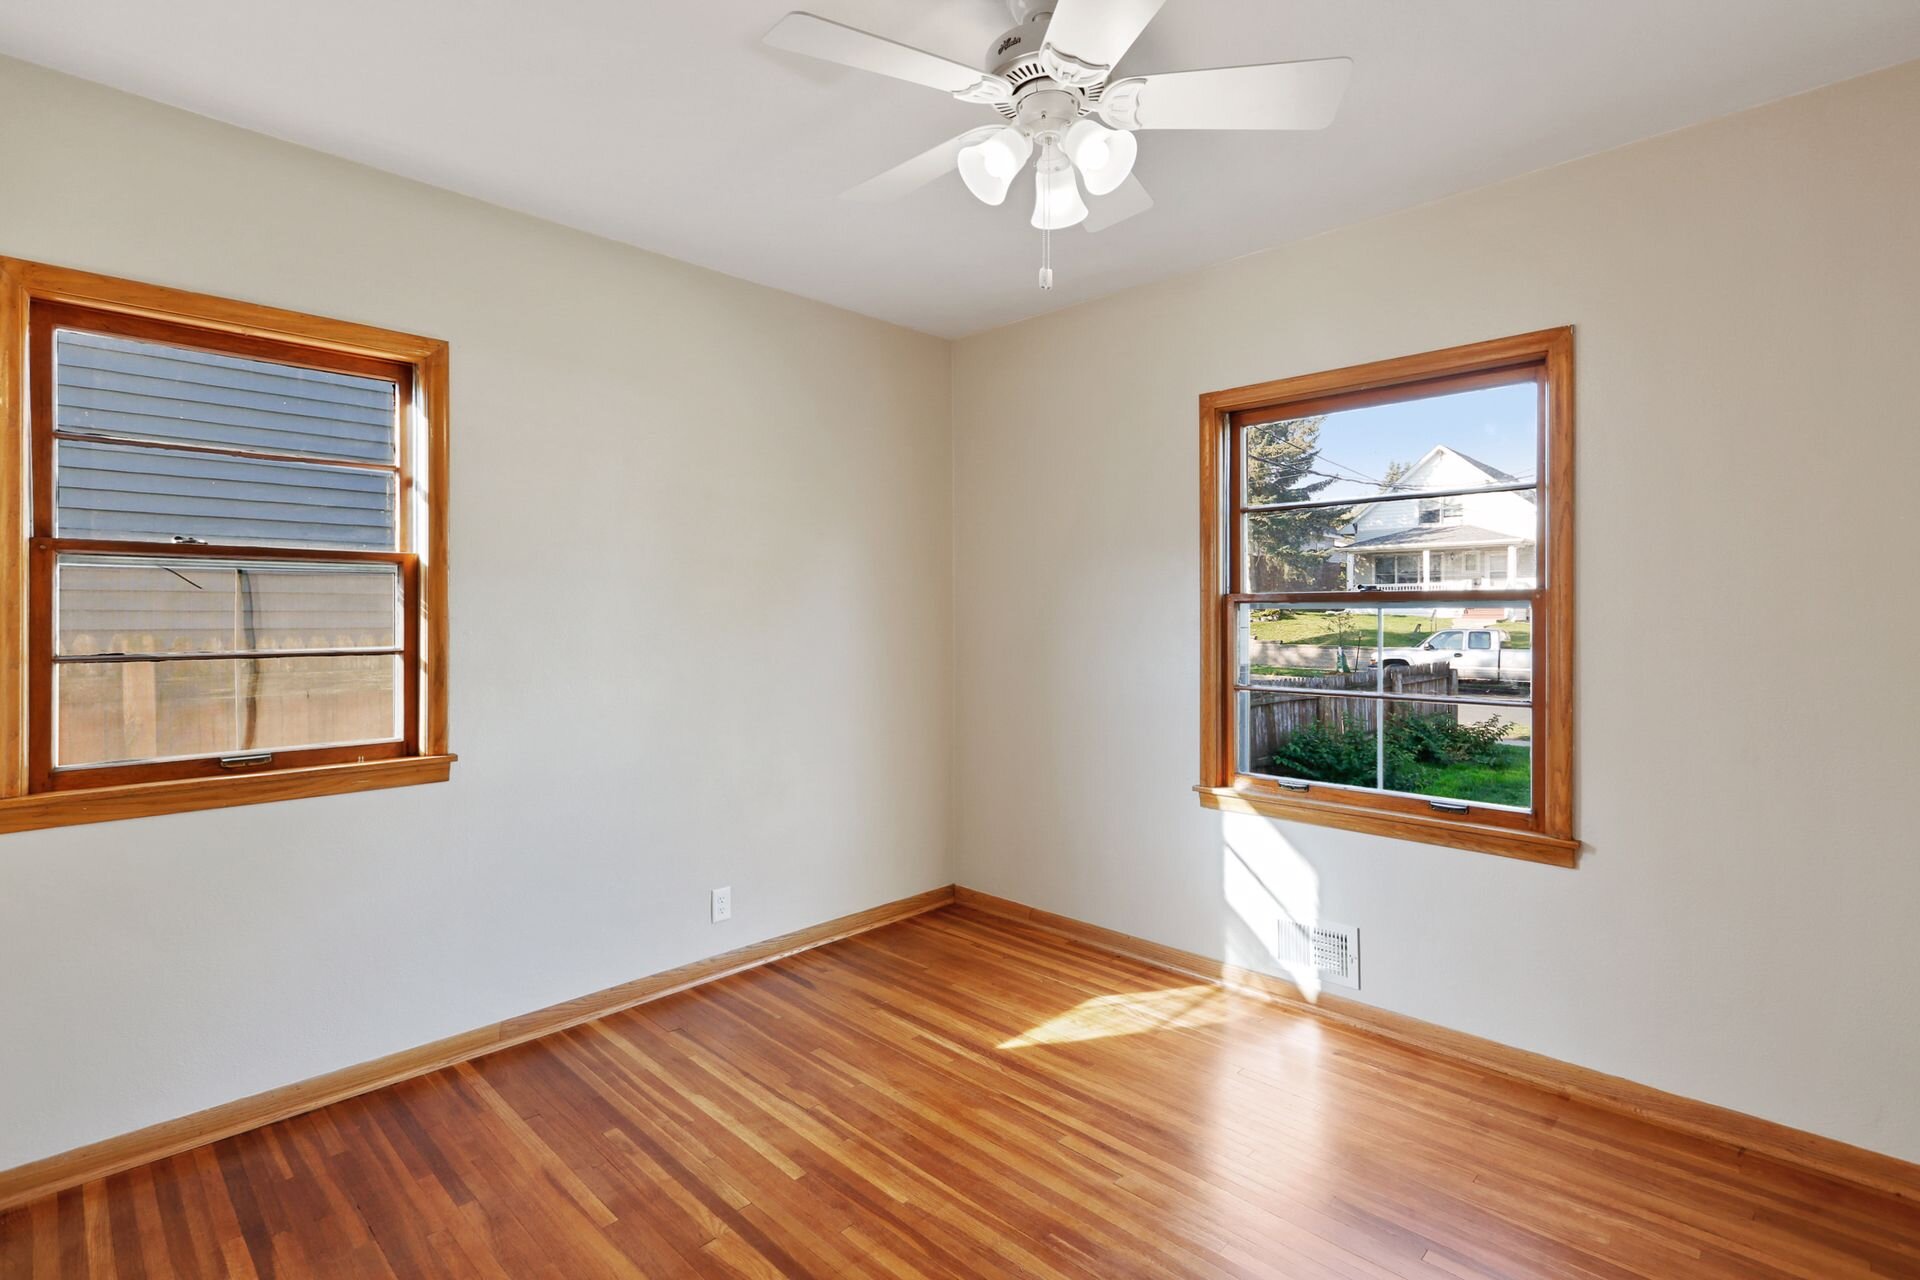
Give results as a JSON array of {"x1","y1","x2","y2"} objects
[
  {"x1": 1507, "y1": 544, "x2": 1519, "y2": 583},
  {"x1": 1345, "y1": 552, "x2": 1357, "y2": 587},
  {"x1": 1420, "y1": 548, "x2": 1431, "y2": 586}
]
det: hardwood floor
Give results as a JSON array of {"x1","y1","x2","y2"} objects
[{"x1": 4, "y1": 906, "x2": 1917, "y2": 1278}]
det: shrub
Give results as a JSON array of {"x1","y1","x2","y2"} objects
[
  {"x1": 1268, "y1": 710, "x2": 1511, "y2": 788},
  {"x1": 1267, "y1": 712, "x2": 1425, "y2": 791},
  {"x1": 1392, "y1": 711, "x2": 1509, "y2": 767}
]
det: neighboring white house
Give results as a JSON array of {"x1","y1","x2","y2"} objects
[{"x1": 1338, "y1": 446, "x2": 1536, "y2": 589}]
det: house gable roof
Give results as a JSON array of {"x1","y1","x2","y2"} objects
[{"x1": 1363, "y1": 446, "x2": 1535, "y2": 506}]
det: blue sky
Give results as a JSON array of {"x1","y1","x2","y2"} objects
[{"x1": 1279, "y1": 381, "x2": 1538, "y2": 502}]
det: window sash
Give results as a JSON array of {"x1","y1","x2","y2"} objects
[
  {"x1": 29, "y1": 541, "x2": 422, "y2": 787},
  {"x1": 1234, "y1": 689, "x2": 1534, "y2": 815},
  {"x1": 25, "y1": 301, "x2": 424, "y2": 789}
]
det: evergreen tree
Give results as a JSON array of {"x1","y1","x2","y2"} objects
[{"x1": 1244, "y1": 416, "x2": 1352, "y2": 589}]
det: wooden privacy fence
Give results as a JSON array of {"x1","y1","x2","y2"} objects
[
  {"x1": 1244, "y1": 662, "x2": 1458, "y2": 770},
  {"x1": 57, "y1": 632, "x2": 396, "y2": 768}
]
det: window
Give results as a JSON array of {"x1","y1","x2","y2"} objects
[
  {"x1": 0, "y1": 258, "x2": 452, "y2": 832},
  {"x1": 1197, "y1": 329, "x2": 1575, "y2": 865},
  {"x1": 1373, "y1": 554, "x2": 1420, "y2": 585}
]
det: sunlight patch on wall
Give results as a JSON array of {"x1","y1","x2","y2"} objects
[{"x1": 1222, "y1": 813, "x2": 1325, "y2": 999}]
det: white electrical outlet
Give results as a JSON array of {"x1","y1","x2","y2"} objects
[{"x1": 710, "y1": 886, "x2": 732, "y2": 923}]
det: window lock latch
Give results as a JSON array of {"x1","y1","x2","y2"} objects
[
  {"x1": 219, "y1": 752, "x2": 274, "y2": 770},
  {"x1": 1278, "y1": 780, "x2": 1310, "y2": 793},
  {"x1": 1428, "y1": 800, "x2": 1470, "y2": 814},
  {"x1": 172, "y1": 535, "x2": 209, "y2": 545}
]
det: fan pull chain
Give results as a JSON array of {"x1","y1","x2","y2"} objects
[{"x1": 1038, "y1": 139, "x2": 1055, "y2": 290}]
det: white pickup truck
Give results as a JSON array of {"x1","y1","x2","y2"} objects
[{"x1": 1378, "y1": 628, "x2": 1532, "y2": 682}]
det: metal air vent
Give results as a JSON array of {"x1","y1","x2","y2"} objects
[{"x1": 1274, "y1": 919, "x2": 1361, "y2": 989}]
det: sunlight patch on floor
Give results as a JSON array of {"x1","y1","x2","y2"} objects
[{"x1": 998, "y1": 985, "x2": 1233, "y2": 1049}]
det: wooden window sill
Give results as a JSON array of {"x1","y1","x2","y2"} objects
[
  {"x1": 1193, "y1": 785, "x2": 1579, "y2": 868},
  {"x1": 0, "y1": 755, "x2": 456, "y2": 835}
]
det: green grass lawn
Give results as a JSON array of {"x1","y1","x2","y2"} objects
[
  {"x1": 1416, "y1": 743, "x2": 1532, "y2": 807},
  {"x1": 1250, "y1": 610, "x2": 1530, "y2": 649}
]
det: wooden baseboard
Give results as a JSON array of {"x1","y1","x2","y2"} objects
[
  {"x1": 0, "y1": 884, "x2": 957, "y2": 1213},
  {"x1": 16, "y1": 880, "x2": 1913, "y2": 1214},
  {"x1": 952, "y1": 885, "x2": 1920, "y2": 1205}
]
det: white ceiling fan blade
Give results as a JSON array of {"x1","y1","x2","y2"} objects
[
  {"x1": 1082, "y1": 173, "x2": 1153, "y2": 231},
  {"x1": 842, "y1": 128, "x2": 1000, "y2": 203},
  {"x1": 1042, "y1": 0, "x2": 1170, "y2": 79},
  {"x1": 764, "y1": 12, "x2": 992, "y2": 97},
  {"x1": 1100, "y1": 58, "x2": 1353, "y2": 131}
]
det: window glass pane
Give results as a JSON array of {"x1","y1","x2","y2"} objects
[
  {"x1": 57, "y1": 557, "x2": 401, "y2": 657},
  {"x1": 1383, "y1": 699, "x2": 1532, "y2": 811},
  {"x1": 1236, "y1": 690, "x2": 1385, "y2": 791},
  {"x1": 1243, "y1": 507, "x2": 1356, "y2": 591},
  {"x1": 245, "y1": 654, "x2": 402, "y2": 754},
  {"x1": 1246, "y1": 490, "x2": 1534, "y2": 595},
  {"x1": 1378, "y1": 605, "x2": 1531, "y2": 703},
  {"x1": 57, "y1": 438, "x2": 397, "y2": 550},
  {"x1": 55, "y1": 329, "x2": 396, "y2": 463},
  {"x1": 1236, "y1": 605, "x2": 1378, "y2": 682},
  {"x1": 1242, "y1": 378, "x2": 1536, "y2": 505},
  {"x1": 56, "y1": 654, "x2": 401, "y2": 768},
  {"x1": 1347, "y1": 490, "x2": 1536, "y2": 590},
  {"x1": 57, "y1": 658, "x2": 236, "y2": 767}
]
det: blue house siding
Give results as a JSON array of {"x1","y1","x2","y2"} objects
[
  {"x1": 53, "y1": 330, "x2": 398, "y2": 550},
  {"x1": 55, "y1": 329, "x2": 395, "y2": 459}
]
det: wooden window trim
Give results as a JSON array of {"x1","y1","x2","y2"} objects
[
  {"x1": 0, "y1": 258, "x2": 454, "y2": 833},
  {"x1": 1197, "y1": 328, "x2": 1576, "y2": 867}
]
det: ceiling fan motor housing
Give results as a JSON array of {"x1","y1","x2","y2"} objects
[{"x1": 985, "y1": 7, "x2": 1099, "y2": 125}]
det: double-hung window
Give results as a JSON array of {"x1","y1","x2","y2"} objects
[
  {"x1": 1, "y1": 259, "x2": 452, "y2": 832},
  {"x1": 1197, "y1": 329, "x2": 1575, "y2": 865}
]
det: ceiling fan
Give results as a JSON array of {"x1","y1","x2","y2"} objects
[{"x1": 764, "y1": 0, "x2": 1352, "y2": 287}]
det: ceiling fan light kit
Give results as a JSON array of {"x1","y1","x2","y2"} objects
[{"x1": 764, "y1": 0, "x2": 1352, "y2": 288}]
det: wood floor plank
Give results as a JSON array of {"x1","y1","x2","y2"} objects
[{"x1": 4, "y1": 905, "x2": 1918, "y2": 1277}]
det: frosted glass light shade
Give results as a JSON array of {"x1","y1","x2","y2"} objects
[
  {"x1": 1031, "y1": 161, "x2": 1089, "y2": 229},
  {"x1": 1063, "y1": 119, "x2": 1137, "y2": 196},
  {"x1": 957, "y1": 128, "x2": 1033, "y2": 205}
]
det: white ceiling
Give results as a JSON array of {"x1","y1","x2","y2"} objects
[{"x1": 4, "y1": 1, "x2": 1920, "y2": 337}]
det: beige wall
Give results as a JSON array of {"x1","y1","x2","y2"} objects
[
  {"x1": 953, "y1": 61, "x2": 1920, "y2": 1160},
  {"x1": 0, "y1": 55, "x2": 953, "y2": 1169}
]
